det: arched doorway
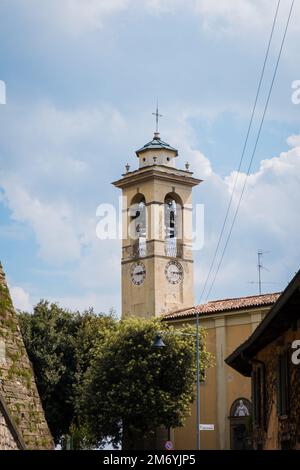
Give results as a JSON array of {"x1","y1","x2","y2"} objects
[{"x1": 229, "y1": 398, "x2": 252, "y2": 450}]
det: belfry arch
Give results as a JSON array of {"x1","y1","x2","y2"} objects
[
  {"x1": 129, "y1": 193, "x2": 147, "y2": 258},
  {"x1": 164, "y1": 192, "x2": 183, "y2": 258}
]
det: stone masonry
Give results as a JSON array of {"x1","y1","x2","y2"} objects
[
  {"x1": 0, "y1": 263, "x2": 53, "y2": 450},
  {"x1": 0, "y1": 410, "x2": 19, "y2": 450}
]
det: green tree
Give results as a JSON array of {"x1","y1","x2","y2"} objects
[
  {"x1": 80, "y1": 317, "x2": 212, "y2": 449},
  {"x1": 18, "y1": 301, "x2": 115, "y2": 445},
  {"x1": 19, "y1": 301, "x2": 80, "y2": 444}
]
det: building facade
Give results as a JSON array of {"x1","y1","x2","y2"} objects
[
  {"x1": 164, "y1": 293, "x2": 279, "y2": 450},
  {"x1": 226, "y1": 270, "x2": 300, "y2": 450}
]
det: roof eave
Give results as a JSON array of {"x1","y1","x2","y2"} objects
[
  {"x1": 136, "y1": 147, "x2": 178, "y2": 157},
  {"x1": 225, "y1": 270, "x2": 300, "y2": 375},
  {"x1": 163, "y1": 302, "x2": 275, "y2": 322},
  {"x1": 112, "y1": 168, "x2": 202, "y2": 189}
]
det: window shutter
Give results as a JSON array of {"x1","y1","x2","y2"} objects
[
  {"x1": 261, "y1": 365, "x2": 267, "y2": 431},
  {"x1": 283, "y1": 350, "x2": 290, "y2": 415},
  {"x1": 257, "y1": 367, "x2": 262, "y2": 425},
  {"x1": 277, "y1": 351, "x2": 290, "y2": 417},
  {"x1": 276, "y1": 356, "x2": 281, "y2": 416},
  {"x1": 252, "y1": 370, "x2": 258, "y2": 425}
]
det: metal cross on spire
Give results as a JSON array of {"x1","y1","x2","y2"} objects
[{"x1": 152, "y1": 102, "x2": 163, "y2": 134}]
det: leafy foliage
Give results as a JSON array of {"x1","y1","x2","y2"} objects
[
  {"x1": 18, "y1": 301, "x2": 115, "y2": 445},
  {"x1": 80, "y1": 317, "x2": 212, "y2": 448},
  {"x1": 19, "y1": 305, "x2": 212, "y2": 449}
]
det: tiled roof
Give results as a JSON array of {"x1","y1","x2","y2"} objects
[
  {"x1": 225, "y1": 270, "x2": 300, "y2": 376},
  {"x1": 163, "y1": 292, "x2": 281, "y2": 320}
]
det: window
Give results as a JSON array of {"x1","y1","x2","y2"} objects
[
  {"x1": 252, "y1": 369, "x2": 260, "y2": 426},
  {"x1": 252, "y1": 364, "x2": 266, "y2": 429},
  {"x1": 277, "y1": 350, "x2": 290, "y2": 417}
]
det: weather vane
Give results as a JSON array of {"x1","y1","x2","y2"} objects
[{"x1": 152, "y1": 102, "x2": 163, "y2": 133}]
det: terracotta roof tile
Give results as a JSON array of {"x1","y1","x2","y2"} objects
[{"x1": 163, "y1": 292, "x2": 281, "y2": 320}]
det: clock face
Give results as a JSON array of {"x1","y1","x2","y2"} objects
[
  {"x1": 131, "y1": 262, "x2": 146, "y2": 286},
  {"x1": 165, "y1": 260, "x2": 183, "y2": 285}
]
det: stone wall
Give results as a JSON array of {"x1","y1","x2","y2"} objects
[
  {"x1": 254, "y1": 328, "x2": 300, "y2": 450},
  {"x1": 0, "y1": 263, "x2": 53, "y2": 450},
  {"x1": 0, "y1": 391, "x2": 25, "y2": 450},
  {"x1": 0, "y1": 409, "x2": 19, "y2": 450}
]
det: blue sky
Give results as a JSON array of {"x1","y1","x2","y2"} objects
[{"x1": 0, "y1": 0, "x2": 300, "y2": 314}]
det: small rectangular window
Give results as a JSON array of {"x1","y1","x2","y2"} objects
[
  {"x1": 277, "y1": 350, "x2": 290, "y2": 417},
  {"x1": 252, "y1": 369, "x2": 260, "y2": 425},
  {"x1": 252, "y1": 364, "x2": 266, "y2": 428}
]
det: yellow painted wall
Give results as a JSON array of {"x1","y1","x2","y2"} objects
[
  {"x1": 174, "y1": 323, "x2": 217, "y2": 450},
  {"x1": 170, "y1": 307, "x2": 270, "y2": 450}
]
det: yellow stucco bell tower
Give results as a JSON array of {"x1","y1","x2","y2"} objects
[{"x1": 113, "y1": 118, "x2": 201, "y2": 319}]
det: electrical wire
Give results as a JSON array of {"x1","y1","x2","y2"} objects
[
  {"x1": 199, "y1": 0, "x2": 282, "y2": 302},
  {"x1": 205, "y1": 0, "x2": 295, "y2": 301}
]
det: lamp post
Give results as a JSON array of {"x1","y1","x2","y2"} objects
[
  {"x1": 153, "y1": 312, "x2": 201, "y2": 450},
  {"x1": 196, "y1": 311, "x2": 200, "y2": 451}
]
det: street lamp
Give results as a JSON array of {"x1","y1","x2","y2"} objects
[
  {"x1": 153, "y1": 311, "x2": 201, "y2": 450},
  {"x1": 153, "y1": 334, "x2": 166, "y2": 348}
]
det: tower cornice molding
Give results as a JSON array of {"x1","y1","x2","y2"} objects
[{"x1": 112, "y1": 166, "x2": 202, "y2": 189}]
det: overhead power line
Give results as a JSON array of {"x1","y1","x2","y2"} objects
[
  {"x1": 199, "y1": 0, "x2": 282, "y2": 302},
  {"x1": 205, "y1": 0, "x2": 295, "y2": 301}
]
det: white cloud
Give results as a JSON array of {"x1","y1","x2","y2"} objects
[
  {"x1": 45, "y1": 291, "x2": 119, "y2": 316},
  {"x1": 193, "y1": 0, "x2": 270, "y2": 35},
  {"x1": 0, "y1": 0, "x2": 299, "y2": 314},
  {"x1": 0, "y1": 179, "x2": 82, "y2": 264},
  {"x1": 14, "y1": 0, "x2": 300, "y2": 38},
  {"x1": 157, "y1": 112, "x2": 300, "y2": 300},
  {"x1": 196, "y1": 137, "x2": 300, "y2": 300},
  {"x1": 0, "y1": 101, "x2": 127, "y2": 264},
  {"x1": 63, "y1": 0, "x2": 130, "y2": 32},
  {"x1": 287, "y1": 134, "x2": 300, "y2": 147},
  {"x1": 1, "y1": 96, "x2": 300, "y2": 308},
  {"x1": 10, "y1": 286, "x2": 32, "y2": 311},
  {"x1": 145, "y1": 0, "x2": 300, "y2": 37},
  {"x1": 20, "y1": 0, "x2": 130, "y2": 35}
]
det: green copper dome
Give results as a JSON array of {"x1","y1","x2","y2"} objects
[{"x1": 136, "y1": 132, "x2": 178, "y2": 157}]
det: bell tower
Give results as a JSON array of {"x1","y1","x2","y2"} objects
[{"x1": 113, "y1": 119, "x2": 201, "y2": 319}]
